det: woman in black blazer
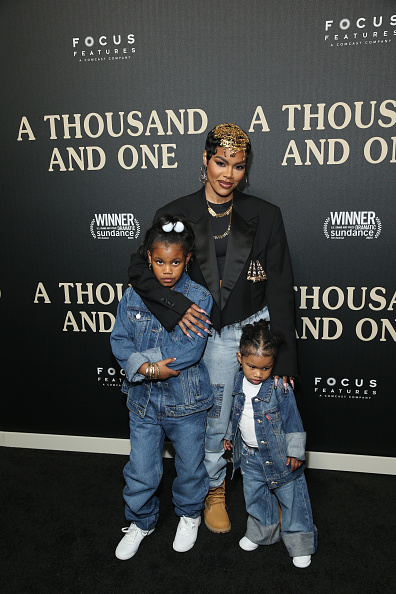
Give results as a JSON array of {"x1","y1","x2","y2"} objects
[{"x1": 128, "y1": 124, "x2": 297, "y2": 535}]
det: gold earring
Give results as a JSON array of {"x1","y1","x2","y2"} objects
[{"x1": 200, "y1": 165, "x2": 207, "y2": 184}]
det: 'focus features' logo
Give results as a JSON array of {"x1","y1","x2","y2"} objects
[
  {"x1": 314, "y1": 376, "x2": 377, "y2": 400},
  {"x1": 324, "y1": 14, "x2": 396, "y2": 47},
  {"x1": 73, "y1": 34, "x2": 136, "y2": 62},
  {"x1": 97, "y1": 366, "x2": 125, "y2": 388}
]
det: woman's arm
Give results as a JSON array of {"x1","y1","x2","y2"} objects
[
  {"x1": 261, "y1": 207, "x2": 298, "y2": 379},
  {"x1": 128, "y1": 252, "x2": 193, "y2": 332},
  {"x1": 135, "y1": 293, "x2": 213, "y2": 370},
  {"x1": 129, "y1": 251, "x2": 211, "y2": 336}
]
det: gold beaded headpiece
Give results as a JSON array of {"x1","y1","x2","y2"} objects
[{"x1": 213, "y1": 123, "x2": 250, "y2": 158}]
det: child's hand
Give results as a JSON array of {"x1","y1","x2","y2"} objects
[
  {"x1": 287, "y1": 457, "x2": 303, "y2": 472},
  {"x1": 223, "y1": 439, "x2": 233, "y2": 451},
  {"x1": 156, "y1": 358, "x2": 180, "y2": 380},
  {"x1": 137, "y1": 359, "x2": 180, "y2": 380}
]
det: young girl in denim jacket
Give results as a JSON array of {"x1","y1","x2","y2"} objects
[
  {"x1": 224, "y1": 320, "x2": 317, "y2": 568},
  {"x1": 111, "y1": 215, "x2": 213, "y2": 560}
]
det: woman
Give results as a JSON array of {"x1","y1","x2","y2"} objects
[{"x1": 128, "y1": 123, "x2": 298, "y2": 534}]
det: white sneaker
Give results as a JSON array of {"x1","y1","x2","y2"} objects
[
  {"x1": 115, "y1": 523, "x2": 155, "y2": 560},
  {"x1": 239, "y1": 536, "x2": 259, "y2": 551},
  {"x1": 293, "y1": 555, "x2": 311, "y2": 568},
  {"x1": 173, "y1": 516, "x2": 201, "y2": 552}
]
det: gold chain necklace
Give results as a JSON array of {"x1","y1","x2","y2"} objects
[
  {"x1": 212, "y1": 210, "x2": 232, "y2": 240},
  {"x1": 207, "y1": 199, "x2": 233, "y2": 218}
]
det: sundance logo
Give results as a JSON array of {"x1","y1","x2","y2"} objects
[
  {"x1": 90, "y1": 213, "x2": 140, "y2": 240},
  {"x1": 323, "y1": 211, "x2": 381, "y2": 240}
]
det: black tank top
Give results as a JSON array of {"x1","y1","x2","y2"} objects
[{"x1": 207, "y1": 198, "x2": 232, "y2": 281}]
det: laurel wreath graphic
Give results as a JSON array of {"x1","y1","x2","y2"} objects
[
  {"x1": 374, "y1": 217, "x2": 382, "y2": 239},
  {"x1": 323, "y1": 217, "x2": 330, "y2": 238},
  {"x1": 90, "y1": 219, "x2": 96, "y2": 239},
  {"x1": 134, "y1": 219, "x2": 140, "y2": 239}
]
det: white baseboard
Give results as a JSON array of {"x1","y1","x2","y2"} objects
[{"x1": 1, "y1": 431, "x2": 395, "y2": 475}]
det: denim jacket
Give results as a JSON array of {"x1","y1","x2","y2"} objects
[
  {"x1": 226, "y1": 372, "x2": 306, "y2": 489},
  {"x1": 111, "y1": 272, "x2": 213, "y2": 419}
]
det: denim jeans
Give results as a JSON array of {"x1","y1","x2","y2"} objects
[
  {"x1": 203, "y1": 306, "x2": 270, "y2": 489},
  {"x1": 123, "y1": 387, "x2": 208, "y2": 530},
  {"x1": 241, "y1": 442, "x2": 317, "y2": 557}
]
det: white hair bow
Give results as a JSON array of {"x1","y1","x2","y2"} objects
[{"x1": 162, "y1": 221, "x2": 185, "y2": 233}]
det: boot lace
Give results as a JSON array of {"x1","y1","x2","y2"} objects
[{"x1": 206, "y1": 485, "x2": 226, "y2": 506}]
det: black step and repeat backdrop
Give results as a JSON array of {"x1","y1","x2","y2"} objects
[{"x1": 1, "y1": 1, "x2": 395, "y2": 457}]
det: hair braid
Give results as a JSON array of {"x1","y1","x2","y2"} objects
[{"x1": 239, "y1": 319, "x2": 285, "y2": 358}]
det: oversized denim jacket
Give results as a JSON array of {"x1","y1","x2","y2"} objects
[
  {"x1": 226, "y1": 371, "x2": 307, "y2": 489},
  {"x1": 111, "y1": 272, "x2": 213, "y2": 419}
]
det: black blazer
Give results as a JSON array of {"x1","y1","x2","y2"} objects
[{"x1": 128, "y1": 187, "x2": 298, "y2": 377}]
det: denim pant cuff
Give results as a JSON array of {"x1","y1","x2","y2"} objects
[
  {"x1": 282, "y1": 526, "x2": 318, "y2": 557},
  {"x1": 245, "y1": 515, "x2": 281, "y2": 545},
  {"x1": 125, "y1": 508, "x2": 158, "y2": 532}
]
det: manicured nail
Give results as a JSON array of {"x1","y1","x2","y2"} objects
[{"x1": 199, "y1": 310, "x2": 212, "y2": 324}]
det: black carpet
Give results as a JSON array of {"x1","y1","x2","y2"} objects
[{"x1": 1, "y1": 447, "x2": 394, "y2": 593}]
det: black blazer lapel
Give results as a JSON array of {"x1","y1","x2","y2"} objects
[
  {"x1": 192, "y1": 212, "x2": 221, "y2": 308},
  {"x1": 221, "y1": 198, "x2": 258, "y2": 310}
]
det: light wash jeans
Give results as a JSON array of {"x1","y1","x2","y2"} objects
[
  {"x1": 202, "y1": 306, "x2": 270, "y2": 489},
  {"x1": 123, "y1": 387, "x2": 208, "y2": 530},
  {"x1": 241, "y1": 442, "x2": 317, "y2": 557}
]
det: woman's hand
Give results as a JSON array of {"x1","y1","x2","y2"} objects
[
  {"x1": 178, "y1": 303, "x2": 212, "y2": 339},
  {"x1": 274, "y1": 375, "x2": 295, "y2": 390}
]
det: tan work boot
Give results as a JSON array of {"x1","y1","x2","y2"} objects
[{"x1": 204, "y1": 481, "x2": 231, "y2": 533}]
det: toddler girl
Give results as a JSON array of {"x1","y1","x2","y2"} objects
[{"x1": 224, "y1": 320, "x2": 317, "y2": 568}]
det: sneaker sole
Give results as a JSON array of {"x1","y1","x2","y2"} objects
[
  {"x1": 172, "y1": 541, "x2": 196, "y2": 553},
  {"x1": 239, "y1": 539, "x2": 259, "y2": 551},
  {"x1": 293, "y1": 558, "x2": 311, "y2": 568}
]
